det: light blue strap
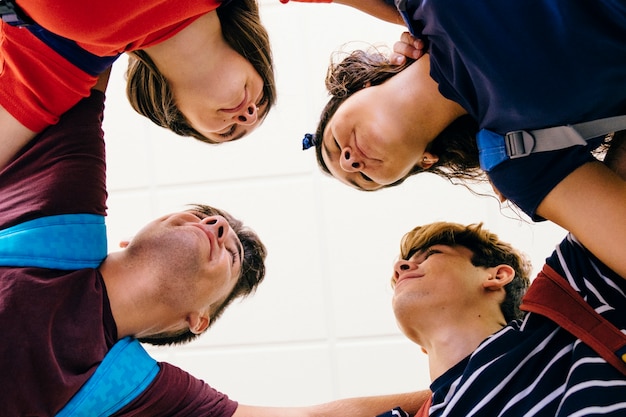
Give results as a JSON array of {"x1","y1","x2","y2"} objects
[
  {"x1": 477, "y1": 115, "x2": 626, "y2": 171},
  {"x1": 0, "y1": 214, "x2": 107, "y2": 269},
  {"x1": 0, "y1": 215, "x2": 157, "y2": 414},
  {"x1": 56, "y1": 337, "x2": 159, "y2": 417}
]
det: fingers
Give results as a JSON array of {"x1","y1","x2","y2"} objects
[{"x1": 391, "y1": 32, "x2": 425, "y2": 65}]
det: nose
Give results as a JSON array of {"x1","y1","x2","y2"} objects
[
  {"x1": 339, "y1": 147, "x2": 362, "y2": 172},
  {"x1": 202, "y1": 215, "x2": 230, "y2": 244},
  {"x1": 393, "y1": 259, "x2": 414, "y2": 282},
  {"x1": 234, "y1": 104, "x2": 258, "y2": 126}
]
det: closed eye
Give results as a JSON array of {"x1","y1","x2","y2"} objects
[
  {"x1": 218, "y1": 125, "x2": 237, "y2": 139},
  {"x1": 407, "y1": 247, "x2": 442, "y2": 263},
  {"x1": 226, "y1": 246, "x2": 238, "y2": 267},
  {"x1": 256, "y1": 93, "x2": 268, "y2": 108},
  {"x1": 424, "y1": 248, "x2": 441, "y2": 259},
  {"x1": 360, "y1": 172, "x2": 373, "y2": 182}
]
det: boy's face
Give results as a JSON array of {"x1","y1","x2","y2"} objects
[
  {"x1": 391, "y1": 244, "x2": 493, "y2": 342},
  {"x1": 125, "y1": 211, "x2": 244, "y2": 331}
]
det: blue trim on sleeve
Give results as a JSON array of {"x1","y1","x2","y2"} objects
[{"x1": 27, "y1": 24, "x2": 120, "y2": 76}]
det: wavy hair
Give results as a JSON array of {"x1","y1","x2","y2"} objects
[
  {"x1": 126, "y1": 0, "x2": 276, "y2": 144},
  {"x1": 313, "y1": 48, "x2": 481, "y2": 190}
]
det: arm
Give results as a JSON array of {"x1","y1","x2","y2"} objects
[
  {"x1": 281, "y1": 0, "x2": 405, "y2": 25},
  {"x1": 233, "y1": 390, "x2": 430, "y2": 417},
  {"x1": 537, "y1": 133, "x2": 626, "y2": 280},
  {"x1": 0, "y1": 106, "x2": 36, "y2": 171},
  {"x1": 334, "y1": 0, "x2": 404, "y2": 25},
  {"x1": 0, "y1": 67, "x2": 110, "y2": 172},
  {"x1": 0, "y1": 22, "x2": 99, "y2": 171},
  {"x1": 92, "y1": 66, "x2": 112, "y2": 94}
]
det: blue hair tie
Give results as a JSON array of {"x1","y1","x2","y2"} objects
[{"x1": 302, "y1": 133, "x2": 317, "y2": 150}]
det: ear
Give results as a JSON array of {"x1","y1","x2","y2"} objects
[
  {"x1": 186, "y1": 312, "x2": 210, "y2": 335},
  {"x1": 483, "y1": 265, "x2": 515, "y2": 291},
  {"x1": 421, "y1": 151, "x2": 439, "y2": 170},
  {"x1": 119, "y1": 240, "x2": 130, "y2": 248}
]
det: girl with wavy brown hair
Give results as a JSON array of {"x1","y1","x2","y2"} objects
[
  {"x1": 0, "y1": 0, "x2": 276, "y2": 169},
  {"x1": 294, "y1": 0, "x2": 626, "y2": 284}
]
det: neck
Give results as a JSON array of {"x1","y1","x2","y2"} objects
[
  {"x1": 411, "y1": 308, "x2": 505, "y2": 381},
  {"x1": 391, "y1": 55, "x2": 467, "y2": 142},
  {"x1": 141, "y1": 11, "x2": 222, "y2": 83},
  {"x1": 99, "y1": 251, "x2": 184, "y2": 340}
]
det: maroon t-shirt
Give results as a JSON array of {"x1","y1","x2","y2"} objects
[{"x1": 0, "y1": 92, "x2": 238, "y2": 416}]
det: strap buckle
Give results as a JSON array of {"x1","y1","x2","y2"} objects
[
  {"x1": 0, "y1": 0, "x2": 33, "y2": 26},
  {"x1": 504, "y1": 130, "x2": 536, "y2": 159}
]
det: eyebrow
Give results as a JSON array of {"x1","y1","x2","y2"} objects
[
  {"x1": 230, "y1": 127, "x2": 248, "y2": 142},
  {"x1": 322, "y1": 137, "x2": 332, "y2": 162}
]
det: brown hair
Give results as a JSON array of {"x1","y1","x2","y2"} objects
[
  {"x1": 395, "y1": 222, "x2": 532, "y2": 322},
  {"x1": 139, "y1": 204, "x2": 267, "y2": 346},
  {"x1": 126, "y1": 0, "x2": 276, "y2": 144},
  {"x1": 313, "y1": 48, "x2": 481, "y2": 190}
]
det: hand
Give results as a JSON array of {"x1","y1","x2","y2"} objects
[{"x1": 390, "y1": 32, "x2": 426, "y2": 65}]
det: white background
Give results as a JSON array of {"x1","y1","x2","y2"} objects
[{"x1": 102, "y1": 0, "x2": 566, "y2": 407}]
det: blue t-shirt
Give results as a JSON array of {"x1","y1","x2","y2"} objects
[{"x1": 397, "y1": 0, "x2": 626, "y2": 218}]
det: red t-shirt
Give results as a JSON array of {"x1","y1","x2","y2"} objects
[
  {"x1": 0, "y1": 0, "x2": 221, "y2": 132},
  {"x1": 0, "y1": 91, "x2": 238, "y2": 416}
]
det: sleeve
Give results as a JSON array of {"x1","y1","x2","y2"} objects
[
  {"x1": 487, "y1": 144, "x2": 597, "y2": 221},
  {"x1": 0, "y1": 22, "x2": 97, "y2": 132},
  {"x1": 113, "y1": 362, "x2": 239, "y2": 417},
  {"x1": 0, "y1": 90, "x2": 108, "y2": 228}
]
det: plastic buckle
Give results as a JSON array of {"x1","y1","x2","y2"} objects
[
  {"x1": 504, "y1": 130, "x2": 535, "y2": 159},
  {"x1": 0, "y1": 0, "x2": 33, "y2": 26}
]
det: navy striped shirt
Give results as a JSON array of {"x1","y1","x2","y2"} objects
[{"x1": 429, "y1": 234, "x2": 626, "y2": 416}]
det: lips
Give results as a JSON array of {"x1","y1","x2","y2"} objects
[
  {"x1": 395, "y1": 273, "x2": 423, "y2": 288},
  {"x1": 192, "y1": 223, "x2": 217, "y2": 261},
  {"x1": 222, "y1": 90, "x2": 248, "y2": 114}
]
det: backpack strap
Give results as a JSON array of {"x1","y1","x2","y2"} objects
[
  {"x1": 477, "y1": 115, "x2": 626, "y2": 171},
  {"x1": 0, "y1": 214, "x2": 107, "y2": 269},
  {"x1": 414, "y1": 394, "x2": 432, "y2": 417},
  {"x1": 520, "y1": 264, "x2": 626, "y2": 376},
  {"x1": 0, "y1": 215, "x2": 159, "y2": 413},
  {"x1": 56, "y1": 337, "x2": 159, "y2": 417}
]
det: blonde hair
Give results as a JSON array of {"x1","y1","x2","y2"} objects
[{"x1": 395, "y1": 222, "x2": 532, "y2": 322}]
